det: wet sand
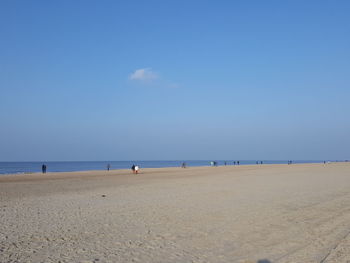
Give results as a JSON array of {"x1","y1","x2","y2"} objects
[{"x1": 1, "y1": 163, "x2": 350, "y2": 263}]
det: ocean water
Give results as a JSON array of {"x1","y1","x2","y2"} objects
[{"x1": 0, "y1": 160, "x2": 329, "y2": 175}]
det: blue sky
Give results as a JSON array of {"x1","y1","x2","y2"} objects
[{"x1": 1, "y1": 1, "x2": 349, "y2": 161}]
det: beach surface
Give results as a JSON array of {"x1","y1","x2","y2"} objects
[{"x1": 1, "y1": 163, "x2": 350, "y2": 263}]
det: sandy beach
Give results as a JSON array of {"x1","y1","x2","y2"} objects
[{"x1": 1, "y1": 163, "x2": 350, "y2": 263}]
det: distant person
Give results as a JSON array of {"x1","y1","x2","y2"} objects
[
  {"x1": 233, "y1": 161, "x2": 236, "y2": 165},
  {"x1": 237, "y1": 161, "x2": 240, "y2": 165},
  {"x1": 256, "y1": 161, "x2": 259, "y2": 165},
  {"x1": 261, "y1": 161, "x2": 263, "y2": 164},
  {"x1": 107, "y1": 164, "x2": 111, "y2": 171},
  {"x1": 42, "y1": 164, "x2": 47, "y2": 174},
  {"x1": 135, "y1": 165, "x2": 139, "y2": 174},
  {"x1": 224, "y1": 161, "x2": 227, "y2": 166},
  {"x1": 181, "y1": 162, "x2": 186, "y2": 168},
  {"x1": 131, "y1": 164, "x2": 135, "y2": 174}
]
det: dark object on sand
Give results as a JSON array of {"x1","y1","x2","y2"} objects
[{"x1": 42, "y1": 164, "x2": 47, "y2": 174}]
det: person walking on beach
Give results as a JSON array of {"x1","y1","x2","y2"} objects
[
  {"x1": 42, "y1": 164, "x2": 47, "y2": 174},
  {"x1": 135, "y1": 165, "x2": 139, "y2": 174},
  {"x1": 181, "y1": 162, "x2": 186, "y2": 168},
  {"x1": 107, "y1": 163, "x2": 111, "y2": 171},
  {"x1": 131, "y1": 164, "x2": 135, "y2": 174}
]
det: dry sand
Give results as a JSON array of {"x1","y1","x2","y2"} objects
[{"x1": 1, "y1": 163, "x2": 350, "y2": 263}]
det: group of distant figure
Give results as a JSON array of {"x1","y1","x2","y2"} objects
[
  {"x1": 211, "y1": 161, "x2": 240, "y2": 166},
  {"x1": 40, "y1": 163, "x2": 142, "y2": 174}
]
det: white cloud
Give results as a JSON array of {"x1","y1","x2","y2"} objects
[
  {"x1": 129, "y1": 68, "x2": 158, "y2": 81},
  {"x1": 168, "y1": 83, "x2": 180, "y2": 89}
]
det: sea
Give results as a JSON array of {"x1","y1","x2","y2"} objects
[{"x1": 0, "y1": 160, "x2": 331, "y2": 175}]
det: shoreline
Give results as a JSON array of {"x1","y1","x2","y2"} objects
[
  {"x1": 0, "y1": 160, "x2": 340, "y2": 177},
  {"x1": 0, "y1": 161, "x2": 344, "y2": 183},
  {"x1": 0, "y1": 160, "x2": 339, "y2": 177}
]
